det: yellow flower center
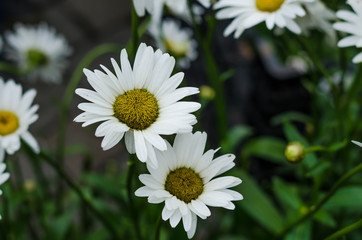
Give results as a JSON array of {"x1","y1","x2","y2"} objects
[
  {"x1": 256, "y1": 0, "x2": 285, "y2": 12},
  {"x1": 0, "y1": 111, "x2": 19, "y2": 136},
  {"x1": 113, "y1": 89, "x2": 159, "y2": 130},
  {"x1": 165, "y1": 38, "x2": 189, "y2": 58},
  {"x1": 165, "y1": 167, "x2": 204, "y2": 203},
  {"x1": 27, "y1": 48, "x2": 48, "y2": 67}
]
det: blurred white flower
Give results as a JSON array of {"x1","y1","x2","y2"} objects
[
  {"x1": 5, "y1": 23, "x2": 72, "y2": 83},
  {"x1": 214, "y1": 0, "x2": 315, "y2": 38},
  {"x1": 135, "y1": 132, "x2": 242, "y2": 239},
  {"x1": 297, "y1": 1, "x2": 336, "y2": 42},
  {"x1": 149, "y1": 20, "x2": 197, "y2": 68},
  {"x1": 133, "y1": 0, "x2": 210, "y2": 23},
  {"x1": 0, "y1": 78, "x2": 39, "y2": 162},
  {"x1": 352, "y1": 140, "x2": 362, "y2": 147},
  {"x1": 0, "y1": 163, "x2": 10, "y2": 220},
  {"x1": 333, "y1": 0, "x2": 362, "y2": 63},
  {"x1": 74, "y1": 43, "x2": 200, "y2": 168}
]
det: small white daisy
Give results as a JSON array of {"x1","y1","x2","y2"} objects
[
  {"x1": 297, "y1": 1, "x2": 336, "y2": 41},
  {"x1": 135, "y1": 132, "x2": 243, "y2": 239},
  {"x1": 214, "y1": 0, "x2": 315, "y2": 38},
  {"x1": 74, "y1": 43, "x2": 200, "y2": 168},
  {"x1": 133, "y1": 0, "x2": 210, "y2": 20},
  {"x1": 0, "y1": 78, "x2": 39, "y2": 162},
  {"x1": 333, "y1": 0, "x2": 362, "y2": 63},
  {"x1": 0, "y1": 163, "x2": 10, "y2": 220},
  {"x1": 5, "y1": 23, "x2": 72, "y2": 83},
  {"x1": 149, "y1": 20, "x2": 197, "y2": 68}
]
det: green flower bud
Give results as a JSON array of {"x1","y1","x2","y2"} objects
[{"x1": 285, "y1": 141, "x2": 305, "y2": 163}]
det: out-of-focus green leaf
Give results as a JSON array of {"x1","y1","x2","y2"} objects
[
  {"x1": 285, "y1": 220, "x2": 311, "y2": 240},
  {"x1": 241, "y1": 137, "x2": 287, "y2": 164},
  {"x1": 220, "y1": 68, "x2": 236, "y2": 82},
  {"x1": 327, "y1": 140, "x2": 348, "y2": 152},
  {"x1": 231, "y1": 169, "x2": 284, "y2": 234},
  {"x1": 314, "y1": 209, "x2": 336, "y2": 228},
  {"x1": 324, "y1": 186, "x2": 362, "y2": 211},
  {"x1": 271, "y1": 112, "x2": 311, "y2": 126},
  {"x1": 84, "y1": 229, "x2": 109, "y2": 240},
  {"x1": 306, "y1": 161, "x2": 331, "y2": 177},
  {"x1": 221, "y1": 125, "x2": 253, "y2": 153},
  {"x1": 272, "y1": 178, "x2": 302, "y2": 212},
  {"x1": 48, "y1": 212, "x2": 73, "y2": 240},
  {"x1": 82, "y1": 173, "x2": 126, "y2": 199},
  {"x1": 65, "y1": 144, "x2": 91, "y2": 156}
]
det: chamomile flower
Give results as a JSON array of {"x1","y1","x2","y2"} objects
[
  {"x1": 214, "y1": 0, "x2": 315, "y2": 38},
  {"x1": 149, "y1": 20, "x2": 197, "y2": 68},
  {"x1": 0, "y1": 163, "x2": 10, "y2": 220},
  {"x1": 135, "y1": 132, "x2": 243, "y2": 239},
  {"x1": 74, "y1": 43, "x2": 200, "y2": 168},
  {"x1": 333, "y1": 0, "x2": 362, "y2": 63},
  {"x1": 0, "y1": 78, "x2": 39, "y2": 162},
  {"x1": 5, "y1": 23, "x2": 72, "y2": 83}
]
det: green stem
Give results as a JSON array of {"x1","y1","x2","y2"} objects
[
  {"x1": 324, "y1": 218, "x2": 362, "y2": 240},
  {"x1": 343, "y1": 64, "x2": 362, "y2": 108},
  {"x1": 127, "y1": 154, "x2": 142, "y2": 240},
  {"x1": 187, "y1": 0, "x2": 227, "y2": 141},
  {"x1": 154, "y1": 215, "x2": 162, "y2": 240},
  {"x1": 131, "y1": 4, "x2": 140, "y2": 60},
  {"x1": 33, "y1": 150, "x2": 121, "y2": 239},
  {"x1": 277, "y1": 162, "x2": 362, "y2": 238}
]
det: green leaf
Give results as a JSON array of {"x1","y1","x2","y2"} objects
[
  {"x1": 65, "y1": 144, "x2": 91, "y2": 156},
  {"x1": 271, "y1": 112, "x2": 311, "y2": 126},
  {"x1": 324, "y1": 186, "x2": 362, "y2": 212},
  {"x1": 306, "y1": 161, "x2": 331, "y2": 177},
  {"x1": 48, "y1": 212, "x2": 73, "y2": 240},
  {"x1": 241, "y1": 137, "x2": 287, "y2": 164},
  {"x1": 221, "y1": 125, "x2": 253, "y2": 153},
  {"x1": 314, "y1": 209, "x2": 336, "y2": 228},
  {"x1": 231, "y1": 169, "x2": 284, "y2": 234},
  {"x1": 285, "y1": 220, "x2": 311, "y2": 240},
  {"x1": 272, "y1": 178, "x2": 302, "y2": 212}
]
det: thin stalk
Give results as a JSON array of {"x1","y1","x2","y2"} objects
[
  {"x1": 277, "y1": 162, "x2": 362, "y2": 238},
  {"x1": 131, "y1": 4, "x2": 140, "y2": 60},
  {"x1": 324, "y1": 218, "x2": 362, "y2": 240},
  {"x1": 154, "y1": 215, "x2": 162, "y2": 240},
  {"x1": 127, "y1": 154, "x2": 142, "y2": 240},
  {"x1": 33, "y1": 150, "x2": 121, "y2": 239},
  {"x1": 55, "y1": 43, "x2": 122, "y2": 207},
  {"x1": 187, "y1": 0, "x2": 227, "y2": 141}
]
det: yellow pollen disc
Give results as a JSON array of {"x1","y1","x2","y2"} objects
[
  {"x1": 256, "y1": 0, "x2": 285, "y2": 12},
  {"x1": 165, "y1": 167, "x2": 204, "y2": 203},
  {"x1": 0, "y1": 111, "x2": 19, "y2": 136},
  {"x1": 113, "y1": 89, "x2": 159, "y2": 130},
  {"x1": 165, "y1": 38, "x2": 189, "y2": 58}
]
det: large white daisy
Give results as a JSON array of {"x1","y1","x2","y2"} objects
[
  {"x1": 333, "y1": 0, "x2": 362, "y2": 63},
  {"x1": 0, "y1": 163, "x2": 10, "y2": 220},
  {"x1": 74, "y1": 43, "x2": 200, "y2": 168},
  {"x1": 0, "y1": 78, "x2": 39, "y2": 162},
  {"x1": 5, "y1": 23, "x2": 72, "y2": 83},
  {"x1": 135, "y1": 132, "x2": 243, "y2": 238},
  {"x1": 214, "y1": 0, "x2": 315, "y2": 38},
  {"x1": 149, "y1": 20, "x2": 197, "y2": 68}
]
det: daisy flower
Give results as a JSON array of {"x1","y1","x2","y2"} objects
[
  {"x1": 5, "y1": 23, "x2": 72, "y2": 83},
  {"x1": 214, "y1": 0, "x2": 315, "y2": 38},
  {"x1": 74, "y1": 43, "x2": 200, "y2": 168},
  {"x1": 135, "y1": 132, "x2": 243, "y2": 239},
  {"x1": 0, "y1": 78, "x2": 39, "y2": 162},
  {"x1": 0, "y1": 163, "x2": 10, "y2": 220},
  {"x1": 333, "y1": 0, "x2": 362, "y2": 63},
  {"x1": 149, "y1": 20, "x2": 197, "y2": 68}
]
